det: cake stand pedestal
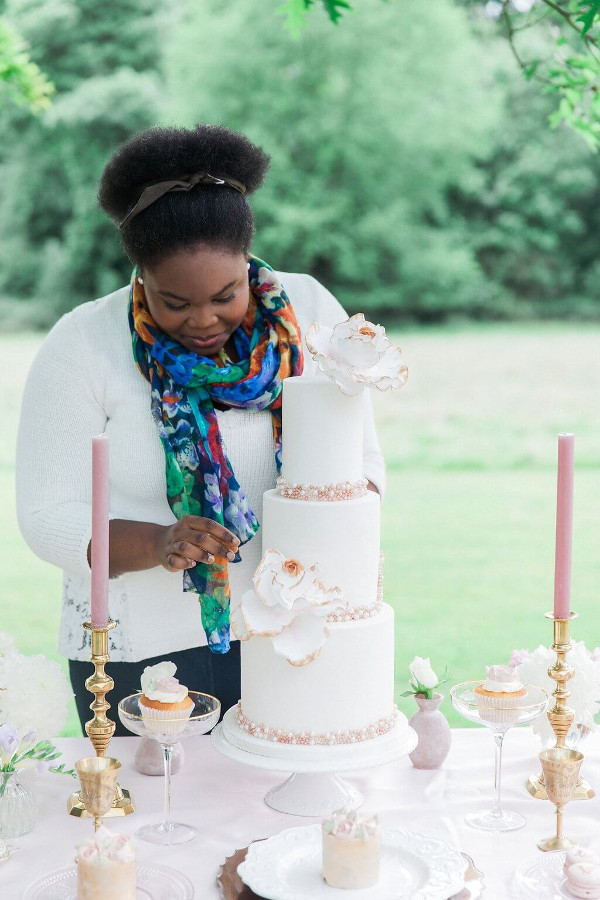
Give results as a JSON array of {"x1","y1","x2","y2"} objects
[{"x1": 211, "y1": 706, "x2": 418, "y2": 817}]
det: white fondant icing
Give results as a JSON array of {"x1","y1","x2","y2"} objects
[
  {"x1": 240, "y1": 604, "x2": 395, "y2": 736},
  {"x1": 261, "y1": 490, "x2": 380, "y2": 611},
  {"x1": 281, "y1": 376, "x2": 365, "y2": 485}
]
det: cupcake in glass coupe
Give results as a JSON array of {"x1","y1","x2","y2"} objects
[
  {"x1": 474, "y1": 665, "x2": 527, "y2": 726},
  {"x1": 139, "y1": 661, "x2": 194, "y2": 735}
]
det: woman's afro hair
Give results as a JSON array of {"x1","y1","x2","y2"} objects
[{"x1": 98, "y1": 124, "x2": 271, "y2": 266}]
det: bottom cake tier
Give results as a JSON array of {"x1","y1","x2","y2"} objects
[{"x1": 238, "y1": 603, "x2": 396, "y2": 745}]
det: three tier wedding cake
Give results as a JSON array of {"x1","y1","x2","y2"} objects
[{"x1": 227, "y1": 315, "x2": 408, "y2": 754}]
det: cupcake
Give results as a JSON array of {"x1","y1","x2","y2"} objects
[
  {"x1": 322, "y1": 809, "x2": 381, "y2": 889},
  {"x1": 565, "y1": 862, "x2": 600, "y2": 899},
  {"x1": 139, "y1": 661, "x2": 194, "y2": 735},
  {"x1": 564, "y1": 847, "x2": 600, "y2": 876},
  {"x1": 76, "y1": 825, "x2": 135, "y2": 900},
  {"x1": 474, "y1": 665, "x2": 526, "y2": 726}
]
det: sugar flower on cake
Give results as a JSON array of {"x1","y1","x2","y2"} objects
[
  {"x1": 306, "y1": 313, "x2": 408, "y2": 396},
  {"x1": 231, "y1": 549, "x2": 344, "y2": 666}
]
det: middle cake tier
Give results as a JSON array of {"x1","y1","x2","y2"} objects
[{"x1": 261, "y1": 489, "x2": 381, "y2": 612}]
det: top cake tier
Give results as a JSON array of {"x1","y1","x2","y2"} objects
[{"x1": 282, "y1": 375, "x2": 364, "y2": 487}]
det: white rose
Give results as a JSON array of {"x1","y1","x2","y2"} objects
[{"x1": 409, "y1": 656, "x2": 438, "y2": 689}]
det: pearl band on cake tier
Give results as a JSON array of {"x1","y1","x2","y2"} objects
[
  {"x1": 276, "y1": 475, "x2": 369, "y2": 501},
  {"x1": 235, "y1": 702, "x2": 399, "y2": 746},
  {"x1": 325, "y1": 552, "x2": 384, "y2": 623}
]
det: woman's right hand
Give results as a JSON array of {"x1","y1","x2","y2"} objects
[{"x1": 154, "y1": 516, "x2": 240, "y2": 572}]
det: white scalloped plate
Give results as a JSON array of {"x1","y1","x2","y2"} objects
[
  {"x1": 22, "y1": 862, "x2": 194, "y2": 899},
  {"x1": 237, "y1": 824, "x2": 468, "y2": 900}
]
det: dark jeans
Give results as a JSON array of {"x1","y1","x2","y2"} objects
[{"x1": 69, "y1": 642, "x2": 241, "y2": 737}]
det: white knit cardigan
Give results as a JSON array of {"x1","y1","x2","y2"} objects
[{"x1": 16, "y1": 272, "x2": 385, "y2": 661}]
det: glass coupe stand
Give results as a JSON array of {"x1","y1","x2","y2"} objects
[
  {"x1": 118, "y1": 691, "x2": 220, "y2": 845},
  {"x1": 450, "y1": 682, "x2": 548, "y2": 833}
]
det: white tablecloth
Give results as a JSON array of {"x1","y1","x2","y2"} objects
[{"x1": 2, "y1": 727, "x2": 600, "y2": 898}]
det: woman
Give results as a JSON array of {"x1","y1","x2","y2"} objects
[{"x1": 16, "y1": 124, "x2": 385, "y2": 735}]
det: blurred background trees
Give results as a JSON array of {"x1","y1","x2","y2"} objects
[{"x1": 1, "y1": 0, "x2": 599, "y2": 325}]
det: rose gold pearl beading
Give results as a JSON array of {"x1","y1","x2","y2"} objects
[
  {"x1": 276, "y1": 475, "x2": 369, "y2": 501},
  {"x1": 235, "y1": 702, "x2": 399, "y2": 746},
  {"x1": 326, "y1": 552, "x2": 384, "y2": 623}
]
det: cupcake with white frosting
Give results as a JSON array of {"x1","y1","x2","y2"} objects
[
  {"x1": 76, "y1": 825, "x2": 135, "y2": 900},
  {"x1": 474, "y1": 665, "x2": 526, "y2": 725},
  {"x1": 139, "y1": 661, "x2": 194, "y2": 735},
  {"x1": 322, "y1": 809, "x2": 381, "y2": 889}
]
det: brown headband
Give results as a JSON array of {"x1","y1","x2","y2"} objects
[{"x1": 118, "y1": 171, "x2": 247, "y2": 228}]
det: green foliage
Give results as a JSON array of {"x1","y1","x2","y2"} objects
[
  {"x1": 279, "y1": 0, "x2": 354, "y2": 31},
  {"x1": 0, "y1": 17, "x2": 54, "y2": 112},
  {"x1": 0, "y1": 0, "x2": 166, "y2": 317},
  {"x1": 478, "y1": 0, "x2": 600, "y2": 148},
  {"x1": 165, "y1": 0, "x2": 505, "y2": 319}
]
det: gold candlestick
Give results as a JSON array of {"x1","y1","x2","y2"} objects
[
  {"x1": 68, "y1": 621, "x2": 134, "y2": 818},
  {"x1": 526, "y1": 612, "x2": 594, "y2": 802}
]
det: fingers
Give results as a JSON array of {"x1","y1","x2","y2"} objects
[
  {"x1": 164, "y1": 553, "x2": 196, "y2": 572},
  {"x1": 171, "y1": 540, "x2": 220, "y2": 565},
  {"x1": 185, "y1": 516, "x2": 240, "y2": 552}
]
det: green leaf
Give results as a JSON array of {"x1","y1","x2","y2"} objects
[
  {"x1": 321, "y1": 0, "x2": 353, "y2": 24},
  {"x1": 278, "y1": 0, "x2": 312, "y2": 35},
  {"x1": 576, "y1": 0, "x2": 600, "y2": 37}
]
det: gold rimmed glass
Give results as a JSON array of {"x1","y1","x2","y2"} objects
[
  {"x1": 118, "y1": 691, "x2": 220, "y2": 845},
  {"x1": 450, "y1": 681, "x2": 548, "y2": 832}
]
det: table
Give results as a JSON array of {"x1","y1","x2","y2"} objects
[{"x1": 2, "y1": 727, "x2": 600, "y2": 898}]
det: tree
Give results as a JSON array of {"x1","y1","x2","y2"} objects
[
  {"x1": 286, "y1": 0, "x2": 600, "y2": 149},
  {"x1": 0, "y1": 0, "x2": 166, "y2": 319},
  {"x1": 0, "y1": 18, "x2": 53, "y2": 112},
  {"x1": 165, "y1": 0, "x2": 506, "y2": 319}
]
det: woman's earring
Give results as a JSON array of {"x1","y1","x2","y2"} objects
[
  {"x1": 137, "y1": 276, "x2": 144, "y2": 285},
  {"x1": 247, "y1": 262, "x2": 250, "y2": 270}
]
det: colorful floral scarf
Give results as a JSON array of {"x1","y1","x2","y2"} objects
[{"x1": 129, "y1": 255, "x2": 303, "y2": 653}]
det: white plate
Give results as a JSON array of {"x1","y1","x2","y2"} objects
[
  {"x1": 237, "y1": 823, "x2": 468, "y2": 900},
  {"x1": 22, "y1": 862, "x2": 194, "y2": 899}
]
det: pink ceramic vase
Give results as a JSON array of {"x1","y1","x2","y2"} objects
[
  {"x1": 408, "y1": 692, "x2": 451, "y2": 769},
  {"x1": 134, "y1": 737, "x2": 184, "y2": 775}
]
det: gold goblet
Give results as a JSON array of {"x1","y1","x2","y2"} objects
[
  {"x1": 538, "y1": 748, "x2": 583, "y2": 852},
  {"x1": 75, "y1": 757, "x2": 122, "y2": 832}
]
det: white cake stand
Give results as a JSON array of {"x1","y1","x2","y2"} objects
[{"x1": 211, "y1": 706, "x2": 418, "y2": 816}]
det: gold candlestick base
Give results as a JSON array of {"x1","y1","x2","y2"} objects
[{"x1": 68, "y1": 621, "x2": 134, "y2": 819}]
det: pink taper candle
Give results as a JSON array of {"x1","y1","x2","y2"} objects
[
  {"x1": 91, "y1": 434, "x2": 110, "y2": 628},
  {"x1": 553, "y1": 433, "x2": 574, "y2": 620}
]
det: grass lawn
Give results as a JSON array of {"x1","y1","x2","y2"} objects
[{"x1": 2, "y1": 323, "x2": 600, "y2": 734}]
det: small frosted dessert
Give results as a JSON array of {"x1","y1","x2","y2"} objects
[
  {"x1": 474, "y1": 665, "x2": 526, "y2": 725},
  {"x1": 564, "y1": 847, "x2": 600, "y2": 876},
  {"x1": 322, "y1": 809, "x2": 381, "y2": 889},
  {"x1": 139, "y1": 661, "x2": 194, "y2": 735},
  {"x1": 76, "y1": 825, "x2": 135, "y2": 900},
  {"x1": 565, "y1": 862, "x2": 600, "y2": 899}
]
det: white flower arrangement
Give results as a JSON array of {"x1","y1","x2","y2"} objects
[
  {"x1": 306, "y1": 314, "x2": 408, "y2": 396},
  {"x1": 0, "y1": 634, "x2": 76, "y2": 787},
  {"x1": 0, "y1": 634, "x2": 73, "y2": 740},
  {"x1": 510, "y1": 641, "x2": 600, "y2": 745},
  {"x1": 401, "y1": 656, "x2": 448, "y2": 701},
  {"x1": 231, "y1": 549, "x2": 344, "y2": 666}
]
